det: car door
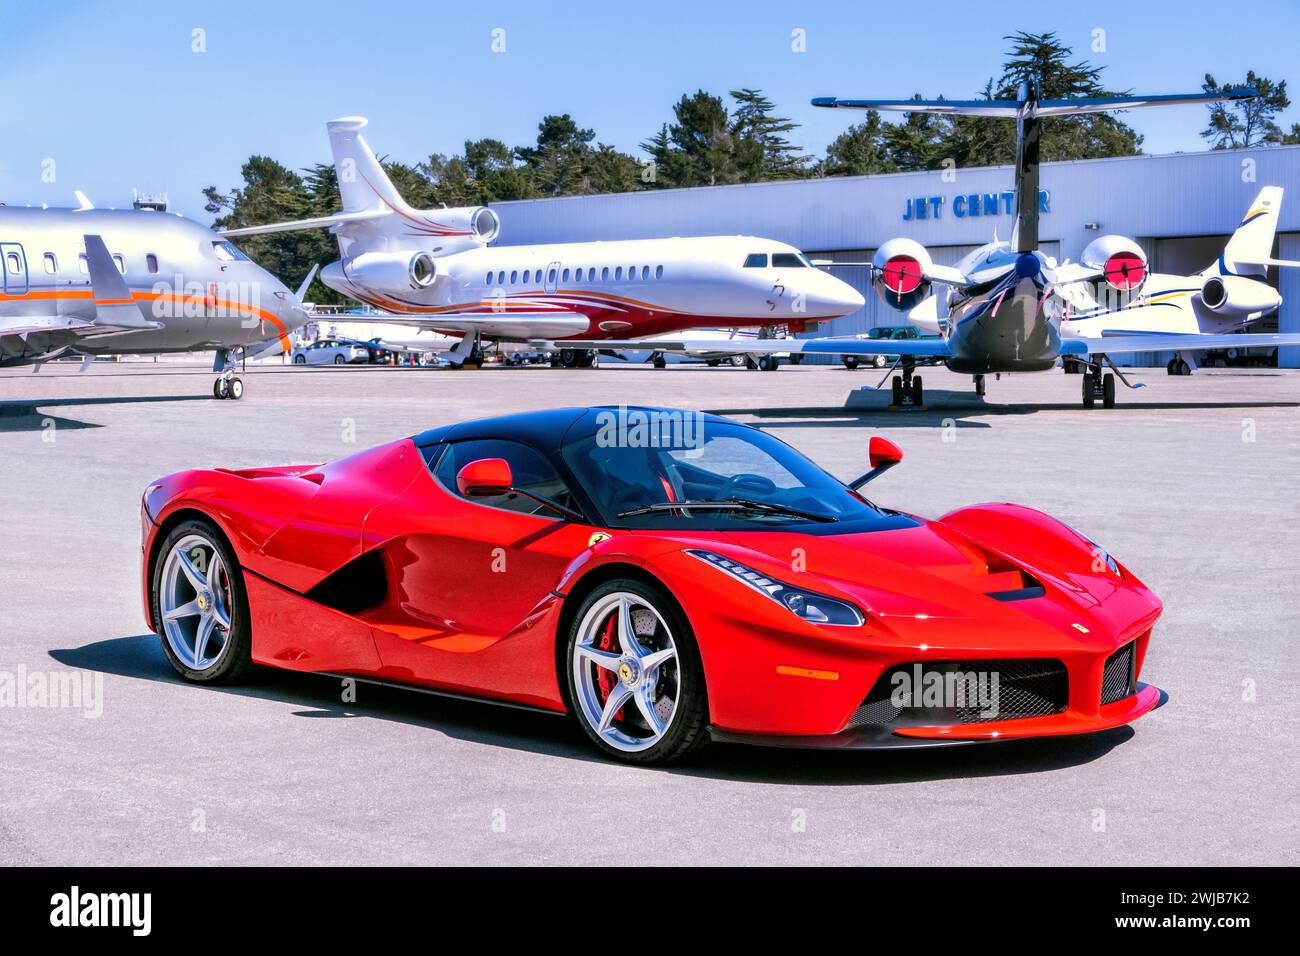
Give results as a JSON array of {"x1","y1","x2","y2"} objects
[{"x1": 360, "y1": 437, "x2": 596, "y2": 702}]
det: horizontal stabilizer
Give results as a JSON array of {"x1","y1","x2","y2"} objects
[
  {"x1": 813, "y1": 88, "x2": 1256, "y2": 119},
  {"x1": 221, "y1": 208, "x2": 390, "y2": 238}
]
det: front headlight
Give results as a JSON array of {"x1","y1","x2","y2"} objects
[{"x1": 685, "y1": 549, "x2": 864, "y2": 626}]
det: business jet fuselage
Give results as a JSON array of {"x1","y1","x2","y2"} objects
[{"x1": 0, "y1": 204, "x2": 307, "y2": 395}]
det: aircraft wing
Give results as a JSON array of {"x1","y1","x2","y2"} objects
[
  {"x1": 222, "y1": 209, "x2": 390, "y2": 238},
  {"x1": 1062, "y1": 331, "x2": 1300, "y2": 356},
  {"x1": 0, "y1": 235, "x2": 162, "y2": 343},
  {"x1": 319, "y1": 309, "x2": 590, "y2": 340},
  {"x1": 539, "y1": 336, "x2": 953, "y2": 359}
]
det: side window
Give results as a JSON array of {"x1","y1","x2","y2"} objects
[
  {"x1": 432, "y1": 439, "x2": 576, "y2": 519},
  {"x1": 43, "y1": 253, "x2": 57, "y2": 274},
  {"x1": 146, "y1": 253, "x2": 159, "y2": 274}
]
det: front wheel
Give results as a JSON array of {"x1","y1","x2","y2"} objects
[
  {"x1": 151, "y1": 518, "x2": 253, "y2": 684},
  {"x1": 565, "y1": 579, "x2": 709, "y2": 765}
]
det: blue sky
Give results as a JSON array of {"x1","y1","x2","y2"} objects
[{"x1": 2, "y1": 0, "x2": 1298, "y2": 220}]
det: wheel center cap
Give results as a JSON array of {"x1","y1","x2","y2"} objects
[
  {"x1": 618, "y1": 659, "x2": 640, "y2": 687},
  {"x1": 196, "y1": 592, "x2": 210, "y2": 612}
]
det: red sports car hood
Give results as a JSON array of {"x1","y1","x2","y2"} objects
[{"x1": 685, "y1": 516, "x2": 1159, "y2": 653}]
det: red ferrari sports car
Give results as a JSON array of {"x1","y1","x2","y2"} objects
[{"x1": 141, "y1": 406, "x2": 1163, "y2": 764}]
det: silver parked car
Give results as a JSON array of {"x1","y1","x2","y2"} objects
[{"x1": 290, "y1": 339, "x2": 369, "y2": 366}]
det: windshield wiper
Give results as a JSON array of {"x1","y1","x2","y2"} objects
[{"x1": 616, "y1": 498, "x2": 837, "y2": 523}]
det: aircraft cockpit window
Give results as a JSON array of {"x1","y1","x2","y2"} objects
[
  {"x1": 211, "y1": 241, "x2": 250, "y2": 262},
  {"x1": 771, "y1": 253, "x2": 809, "y2": 268},
  {"x1": 743, "y1": 253, "x2": 768, "y2": 268}
]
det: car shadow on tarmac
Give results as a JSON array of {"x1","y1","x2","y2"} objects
[
  {"x1": 0, "y1": 396, "x2": 203, "y2": 432},
  {"x1": 54, "y1": 635, "x2": 1136, "y2": 784}
]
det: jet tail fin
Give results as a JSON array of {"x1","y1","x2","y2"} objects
[
  {"x1": 327, "y1": 116, "x2": 409, "y2": 215},
  {"x1": 1219, "y1": 187, "x2": 1284, "y2": 277}
]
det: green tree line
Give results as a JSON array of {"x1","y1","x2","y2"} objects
[{"x1": 204, "y1": 32, "x2": 1298, "y2": 302}]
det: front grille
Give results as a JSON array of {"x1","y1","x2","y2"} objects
[
  {"x1": 847, "y1": 658, "x2": 1068, "y2": 729},
  {"x1": 1100, "y1": 642, "x2": 1136, "y2": 705}
]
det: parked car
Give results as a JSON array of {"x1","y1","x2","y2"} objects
[
  {"x1": 290, "y1": 340, "x2": 370, "y2": 366},
  {"x1": 842, "y1": 326, "x2": 943, "y2": 369}
]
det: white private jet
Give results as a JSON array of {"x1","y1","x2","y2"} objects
[{"x1": 223, "y1": 117, "x2": 864, "y2": 367}]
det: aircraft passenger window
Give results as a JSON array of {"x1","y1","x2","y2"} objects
[
  {"x1": 211, "y1": 241, "x2": 249, "y2": 262},
  {"x1": 562, "y1": 268, "x2": 570, "y2": 282},
  {"x1": 655, "y1": 265, "x2": 663, "y2": 279},
  {"x1": 641, "y1": 266, "x2": 650, "y2": 280},
  {"x1": 547, "y1": 268, "x2": 557, "y2": 284},
  {"x1": 589, "y1": 268, "x2": 597, "y2": 281},
  {"x1": 113, "y1": 255, "x2": 125, "y2": 274},
  {"x1": 510, "y1": 270, "x2": 518, "y2": 284},
  {"x1": 743, "y1": 253, "x2": 768, "y2": 268},
  {"x1": 601, "y1": 267, "x2": 609, "y2": 281},
  {"x1": 146, "y1": 254, "x2": 159, "y2": 274},
  {"x1": 521, "y1": 270, "x2": 529, "y2": 283},
  {"x1": 432, "y1": 438, "x2": 577, "y2": 519},
  {"x1": 486, "y1": 272, "x2": 493, "y2": 285},
  {"x1": 628, "y1": 266, "x2": 637, "y2": 280},
  {"x1": 771, "y1": 253, "x2": 808, "y2": 268},
  {"x1": 615, "y1": 267, "x2": 623, "y2": 281},
  {"x1": 43, "y1": 253, "x2": 57, "y2": 274}
]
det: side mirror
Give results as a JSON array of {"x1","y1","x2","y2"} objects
[
  {"x1": 850, "y1": 437, "x2": 903, "y2": 490},
  {"x1": 868, "y1": 436, "x2": 903, "y2": 469},
  {"x1": 456, "y1": 458, "x2": 512, "y2": 497}
]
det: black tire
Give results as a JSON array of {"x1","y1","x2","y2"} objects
[
  {"x1": 227, "y1": 377, "x2": 243, "y2": 400},
  {"x1": 293, "y1": 354, "x2": 306, "y2": 365},
  {"x1": 334, "y1": 355, "x2": 345, "y2": 365},
  {"x1": 891, "y1": 375, "x2": 904, "y2": 406},
  {"x1": 911, "y1": 374, "x2": 924, "y2": 406},
  {"x1": 706, "y1": 359, "x2": 720, "y2": 367},
  {"x1": 1166, "y1": 358, "x2": 1177, "y2": 375},
  {"x1": 1102, "y1": 372, "x2": 1116, "y2": 408},
  {"x1": 843, "y1": 356, "x2": 860, "y2": 370},
  {"x1": 150, "y1": 517, "x2": 254, "y2": 685},
  {"x1": 563, "y1": 577, "x2": 709, "y2": 766},
  {"x1": 1082, "y1": 372, "x2": 1096, "y2": 408},
  {"x1": 212, "y1": 378, "x2": 227, "y2": 400}
]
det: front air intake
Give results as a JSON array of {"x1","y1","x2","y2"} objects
[
  {"x1": 847, "y1": 658, "x2": 1068, "y2": 729},
  {"x1": 1100, "y1": 642, "x2": 1137, "y2": 705}
]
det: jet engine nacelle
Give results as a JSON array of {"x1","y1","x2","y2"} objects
[
  {"x1": 1200, "y1": 275, "x2": 1282, "y2": 317},
  {"x1": 872, "y1": 238, "x2": 933, "y2": 311},
  {"x1": 412, "y1": 205, "x2": 501, "y2": 246},
  {"x1": 325, "y1": 250, "x2": 438, "y2": 294},
  {"x1": 1081, "y1": 235, "x2": 1148, "y2": 292}
]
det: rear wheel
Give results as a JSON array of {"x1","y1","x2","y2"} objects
[
  {"x1": 1102, "y1": 372, "x2": 1116, "y2": 408},
  {"x1": 293, "y1": 354, "x2": 306, "y2": 365},
  {"x1": 334, "y1": 355, "x2": 345, "y2": 365},
  {"x1": 565, "y1": 579, "x2": 708, "y2": 765},
  {"x1": 843, "y1": 356, "x2": 860, "y2": 370},
  {"x1": 151, "y1": 518, "x2": 253, "y2": 684}
]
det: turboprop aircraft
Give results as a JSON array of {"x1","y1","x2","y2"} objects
[
  {"x1": 576, "y1": 80, "x2": 1300, "y2": 407},
  {"x1": 0, "y1": 197, "x2": 311, "y2": 398},
  {"x1": 222, "y1": 117, "x2": 864, "y2": 367}
]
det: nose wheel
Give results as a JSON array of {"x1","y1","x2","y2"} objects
[
  {"x1": 1081, "y1": 366, "x2": 1116, "y2": 408},
  {"x1": 213, "y1": 369, "x2": 243, "y2": 400}
]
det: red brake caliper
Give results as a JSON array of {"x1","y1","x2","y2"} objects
[{"x1": 595, "y1": 613, "x2": 625, "y2": 721}]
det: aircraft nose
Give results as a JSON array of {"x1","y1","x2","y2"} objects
[{"x1": 809, "y1": 274, "x2": 866, "y2": 316}]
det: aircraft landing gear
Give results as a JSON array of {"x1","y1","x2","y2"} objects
[
  {"x1": 1166, "y1": 355, "x2": 1192, "y2": 376},
  {"x1": 974, "y1": 373, "x2": 986, "y2": 397},
  {"x1": 557, "y1": 347, "x2": 597, "y2": 369},
  {"x1": 652, "y1": 352, "x2": 667, "y2": 369},
  {"x1": 1082, "y1": 366, "x2": 1115, "y2": 409},
  {"x1": 757, "y1": 355, "x2": 780, "y2": 372},
  {"x1": 889, "y1": 364, "x2": 923, "y2": 408},
  {"x1": 212, "y1": 349, "x2": 244, "y2": 400}
]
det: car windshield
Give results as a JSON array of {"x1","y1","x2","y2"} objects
[{"x1": 562, "y1": 418, "x2": 901, "y2": 532}]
